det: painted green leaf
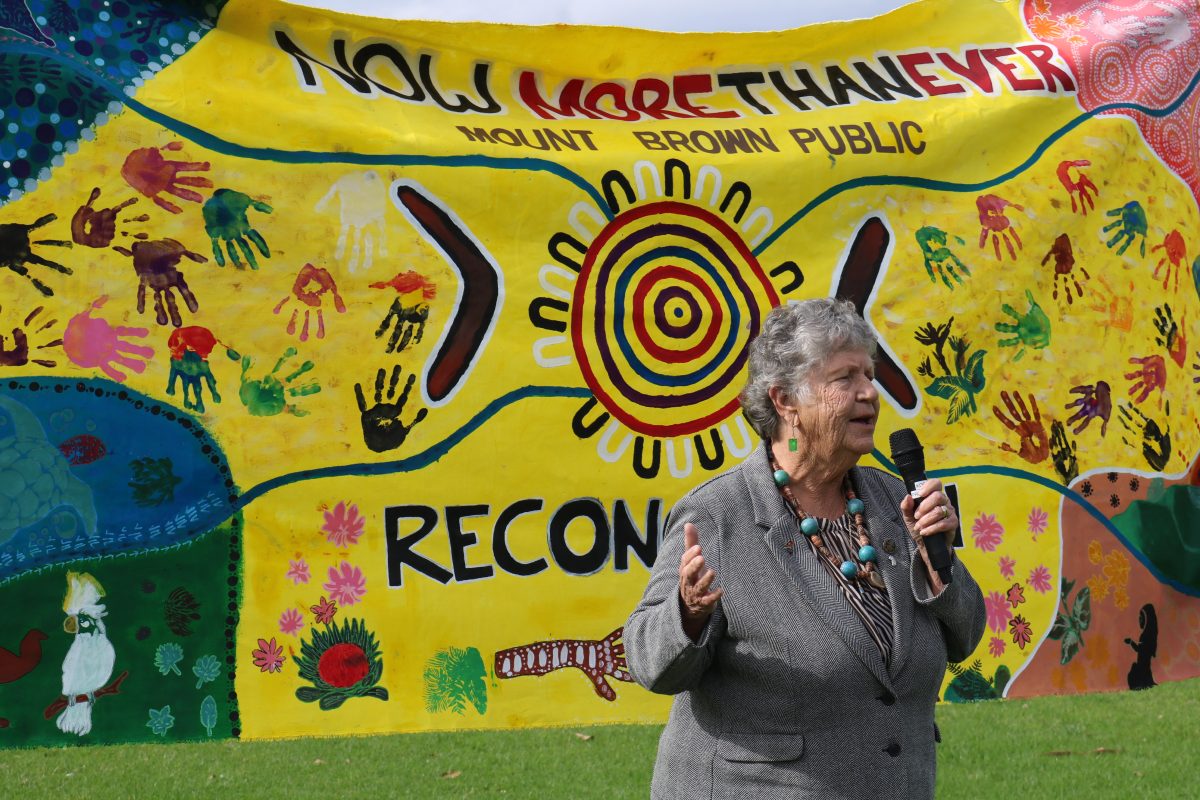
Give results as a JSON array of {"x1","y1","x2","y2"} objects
[{"x1": 200, "y1": 695, "x2": 217, "y2": 737}]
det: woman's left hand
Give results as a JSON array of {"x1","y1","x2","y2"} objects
[{"x1": 899, "y1": 477, "x2": 957, "y2": 559}]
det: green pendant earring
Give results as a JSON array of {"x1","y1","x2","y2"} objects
[{"x1": 787, "y1": 418, "x2": 799, "y2": 452}]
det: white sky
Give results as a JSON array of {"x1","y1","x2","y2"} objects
[{"x1": 286, "y1": 0, "x2": 913, "y2": 32}]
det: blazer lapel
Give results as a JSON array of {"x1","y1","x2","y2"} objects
[{"x1": 744, "y1": 444, "x2": 894, "y2": 691}]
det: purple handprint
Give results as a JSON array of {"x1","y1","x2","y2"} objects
[{"x1": 1064, "y1": 381, "x2": 1112, "y2": 436}]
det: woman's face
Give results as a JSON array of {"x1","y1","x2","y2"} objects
[{"x1": 789, "y1": 349, "x2": 880, "y2": 462}]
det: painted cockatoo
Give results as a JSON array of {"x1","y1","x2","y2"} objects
[{"x1": 56, "y1": 572, "x2": 115, "y2": 736}]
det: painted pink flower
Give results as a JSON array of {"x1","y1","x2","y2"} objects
[
  {"x1": 279, "y1": 607, "x2": 304, "y2": 636},
  {"x1": 1006, "y1": 582, "x2": 1026, "y2": 608},
  {"x1": 988, "y1": 636, "x2": 1006, "y2": 658},
  {"x1": 252, "y1": 637, "x2": 285, "y2": 673},
  {"x1": 998, "y1": 555, "x2": 1016, "y2": 579},
  {"x1": 984, "y1": 590, "x2": 1013, "y2": 633},
  {"x1": 1027, "y1": 507, "x2": 1048, "y2": 537},
  {"x1": 1028, "y1": 565, "x2": 1053, "y2": 594},
  {"x1": 1009, "y1": 615, "x2": 1033, "y2": 649},
  {"x1": 323, "y1": 561, "x2": 366, "y2": 606},
  {"x1": 286, "y1": 558, "x2": 310, "y2": 585},
  {"x1": 322, "y1": 501, "x2": 365, "y2": 548},
  {"x1": 310, "y1": 595, "x2": 337, "y2": 625},
  {"x1": 972, "y1": 513, "x2": 1004, "y2": 552}
]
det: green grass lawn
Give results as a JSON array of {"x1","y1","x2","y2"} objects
[{"x1": 3, "y1": 678, "x2": 1196, "y2": 798}]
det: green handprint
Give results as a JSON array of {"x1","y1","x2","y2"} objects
[
  {"x1": 238, "y1": 347, "x2": 320, "y2": 417},
  {"x1": 915, "y1": 226, "x2": 971, "y2": 289},
  {"x1": 202, "y1": 188, "x2": 273, "y2": 269},
  {"x1": 994, "y1": 289, "x2": 1050, "y2": 361},
  {"x1": 1101, "y1": 201, "x2": 1147, "y2": 257}
]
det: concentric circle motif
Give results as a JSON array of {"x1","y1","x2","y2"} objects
[{"x1": 571, "y1": 201, "x2": 779, "y2": 437}]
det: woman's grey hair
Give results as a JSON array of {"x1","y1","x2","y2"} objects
[{"x1": 739, "y1": 298, "x2": 877, "y2": 441}]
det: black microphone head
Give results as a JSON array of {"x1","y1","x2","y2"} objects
[{"x1": 889, "y1": 428, "x2": 925, "y2": 476}]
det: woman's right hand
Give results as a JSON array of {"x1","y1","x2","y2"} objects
[{"x1": 679, "y1": 523, "x2": 723, "y2": 641}]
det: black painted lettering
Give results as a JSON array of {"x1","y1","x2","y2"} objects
[
  {"x1": 493, "y1": 499, "x2": 548, "y2": 577},
  {"x1": 446, "y1": 504, "x2": 494, "y2": 582},
  {"x1": 547, "y1": 499, "x2": 610, "y2": 575},
  {"x1": 613, "y1": 498, "x2": 662, "y2": 570},
  {"x1": 385, "y1": 505, "x2": 453, "y2": 587}
]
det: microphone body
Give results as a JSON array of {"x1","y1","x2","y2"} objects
[{"x1": 889, "y1": 429, "x2": 953, "y2": 585}]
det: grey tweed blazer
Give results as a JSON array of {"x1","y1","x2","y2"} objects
[{"x1": 625, "y1": 442, "x2": 985, "y2": 800}]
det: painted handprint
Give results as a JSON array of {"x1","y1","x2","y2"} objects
[
  {"x1": 70, "y1": 188, "x2": 147, "y2": 248},
  {"x1": 1153, "y1": 304, "x2": 1187, "y2": 367},
  {"x1": 994, "y1": 290, "x2": 1050, "y2": 361},
  {"x1": 915, "y1": 226, "x2": 970, "y2": 288},
  {"x1": 1102, "y1": 201, "x2": 1148, "y2": 257},
  {"x1": 0, "y1": 305, "x2": 60, "y2": 368},
  {"x1": 62, "y1": 297, "x2": 153, "y2": 382},
  {"x1": 976, "y1": 193, "x2": 1024, "y2": 260},
  {"x1": 1056, "y1": 160, "x2": 1097, "y2": 215},
  {"x1": 114, "y1": 239, "x2": 205, "y2": 327},
  {"x1": 355, "y1": 364, "x2": 428, "y2": 453},
  {"x1": 273, "y1": 263, "x2": 346, "y2": 341},
  {"x1": 375, "y1": 300, "x2": 429, "y2": 354},
  {"x1": 0, "y1": 213, "x2": 73, "y2": 296},
  {"x1": 1119, "y1": 403, "x2": 1171, "y2": 471},
  {"x1": 993, "y1": 389, "x2": 1048, "y2": 464},
  {"x1": 315, "y1": 171, "x2": 388, "y2": 273},
  {"x1": 202, "y1": 189, "x2": 273, "y2": 269},
  {"x1": 239, "y1": 348, "x2": 319, "y2": 417},
  {"x1": 120, "y1": 142, "x2": 213, "y2": 214},
  {"x1": 1125, "y1": 354, "x2": 1166, "y2": 406},
  {"x1": 494, "y1": 627, "x2": 633, "y2": 701},
  {"x1": 1049, "y1": 421, "x2": 1079, "y2": 484},
  {"x1": 1151, "y1": 230, "x2": 1187, "y2": 292},
  {"x1": 1042, "y1": 233, "x2": 1090, "y2": 305},
  {"x1": 1087, "y1": 275, "x2": 1134, "y2": 332},
  {"x1": 167, "y1": 326, "x2": 231, "y2": 413},
  {"x1": 1065, "y1": 381, "x2": 1112, "y2": 436},
  {"x1": 369, "y1": 269, "x2": 438, "y2": 300}
]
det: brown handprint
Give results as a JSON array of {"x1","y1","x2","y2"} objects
[
  {"x1": 1153, "y1": 304, "x2": 1187, "y2": 367},
  {"x1": 70, "y1": 188, "x2": 148, "y2": 248},
  {"x1": 0, "y1": 305, "x2": 61, "y2": 368},
  {"x1": 120, "y1": 142, "x2": 213, "y2": 214},
  {"x1": 1125, "y1": 354, "x2": 1166, "y2": 406},
  {"x1": 993, "y1": 389, "x2": 1048, "y2": 463},
  {"x1": 0, "y1": 213, "x2": 73, "y2": 297},
  {"x1": 1151, "y1": 230, "x2": 1187, "y2": 292},
  {"x1": 1056, "y1": 160, "x2": 1098, "y2": 215},
  {"x1": 494, "y1": 627, "x2": 633, "y2": 701},
  {"x1": 976, "y1": 193, "x2": 1024, "y2": 260},
  {"x1": 273, "y1": 263, "x2": 347, "y2": 341},
  {"x1": 1042, "y1": 234, "x2": 1090, "y2": 304},
  {"x1": 114, "y1": 239, "x2": 206, "y2": 327}
]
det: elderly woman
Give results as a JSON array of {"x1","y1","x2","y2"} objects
[{"x1": 625, "y1": 298, "x2": 985, "y2": 800}]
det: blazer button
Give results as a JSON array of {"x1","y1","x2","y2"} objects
[
  {"x1": 884, "y1": 741, "x2": 901, "y2": 757},
  {"x1": 878, "y1": 691, "x2": 896, "y2": 706}
]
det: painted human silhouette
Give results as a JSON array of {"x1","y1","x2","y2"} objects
[{"x1": 1124, "y1": 603, "x2": 1158, "y2": 691}]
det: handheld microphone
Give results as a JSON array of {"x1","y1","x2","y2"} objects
[{"x1": 889, "y1": 428, "x2": 953, "y2": 585}]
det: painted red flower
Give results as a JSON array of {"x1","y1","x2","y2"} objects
[
  {"x1": 286, "y1": 558, "x2": 310, "y2": 585},
  {"x1": 1028, "y1": 565, "x2": 1053, "y2": 594},
  {"x1": 323, "y1": 561, "x2": 367, "y2": 606},
  {"x1": 1027, "y1": 507, "x2": 1048, "y2": 537},
  {"x1": 998, "y1": 555, "x2": 1016, "y2": 579},
  {"x1": 1009, "y1": 615, "x2": 1033, "y2": 650},
  {"x1": 985, "y1": 590, "x2": 1013, "y2": 633},
  {"x1": 972, "y1": 513, "x2": 1004, "y2": 552},
  {"x1": 252, "y1": 637, "x2": 285, "y2": 673},
  {"x1": 988, "y1": 635, "x2": 1007, "y2": 658},
  {"x1": 1006, "y1": 582, "x2": 1026, "y2": 608},
  {"x1": 279, "y1": 607, "x2": 304, "y2": 636},
  {"x1": 310, "y1": 595, "x2": 337, "y2": 625},
  {"x1": 322, "y1": 501, "x2": 365, "y2": 548}
]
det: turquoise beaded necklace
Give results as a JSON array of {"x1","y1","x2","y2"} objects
[{"x1": 771, "y1": 457, "x2": 884, "y2": 589}]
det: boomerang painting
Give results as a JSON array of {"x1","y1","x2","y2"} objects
[{"x1": 0, "y1": 0, "x2": 1197, "y2": 746}]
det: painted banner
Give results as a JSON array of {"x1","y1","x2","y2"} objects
[{"x1": 0, "y1": 0, "x2": 1198, "y2": 747}]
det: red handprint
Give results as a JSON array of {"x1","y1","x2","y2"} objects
[
  {"x1": 1125, "y1": 355, "x2": 1167, "y2": 406},
  {"x1": 1151, "y1": 230, "x2": 1187, "y2": 292},
  {"x1": 369, "y1": 269, "x2": 438, "y2": 300},
  {"x1": 70, "y1": 188, "x2": 147, "y2": 248},
  {"x1": 993, "y1": 389, "x2": 1049, "y2": 464},
  {"x1": 1056, "y1": 160, "x2": 1098, "y2": 215},
  {"x1": 976, "y1": 194, "x2": 1024, "y2": 260},
  {"x1": 273, "y1": 263, "x2": 347, "y2": 341},
  {"x1": 1042, "y1": 233, "x2": 1090, "y2": 304},
  {"x1": 120, "y1": 142, "x2": 213, "y2": 214}
]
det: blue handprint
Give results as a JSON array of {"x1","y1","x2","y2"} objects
[{"x1": 1101, "y1": 201, "x2": 1147, "y2": 257}]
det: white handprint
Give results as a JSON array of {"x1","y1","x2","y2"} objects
[{"x1": 314, "y1": 170, "x2": 388, "y2": 273}]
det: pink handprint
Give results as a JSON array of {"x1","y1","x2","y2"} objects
[
  {"x1": 63, "y1": 296, "x2": 154, "y2": 382},
  {"x1": 1064, "y1": 381, "x2": 1112, "y2": 436},
  {"x1": 120, "y1": 142, "x2": 213, "y2": 214},
  {"x1": 1125, "y1": 354, "x2": 1166, "y2": 406},
  {"x1": 1151, "y1": 230, "x2": 1187, "y2": 292},
  {"x1": 976, "y1": 194, "x2": 1024, "y2": 260},
  {"x1": 1056, "y1": 160, "x2": 1098, "y2": 215}
]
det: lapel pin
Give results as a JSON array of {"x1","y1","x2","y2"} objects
[{"x1": 883, "y1": 539, "x2": 897, "y2": 554}]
